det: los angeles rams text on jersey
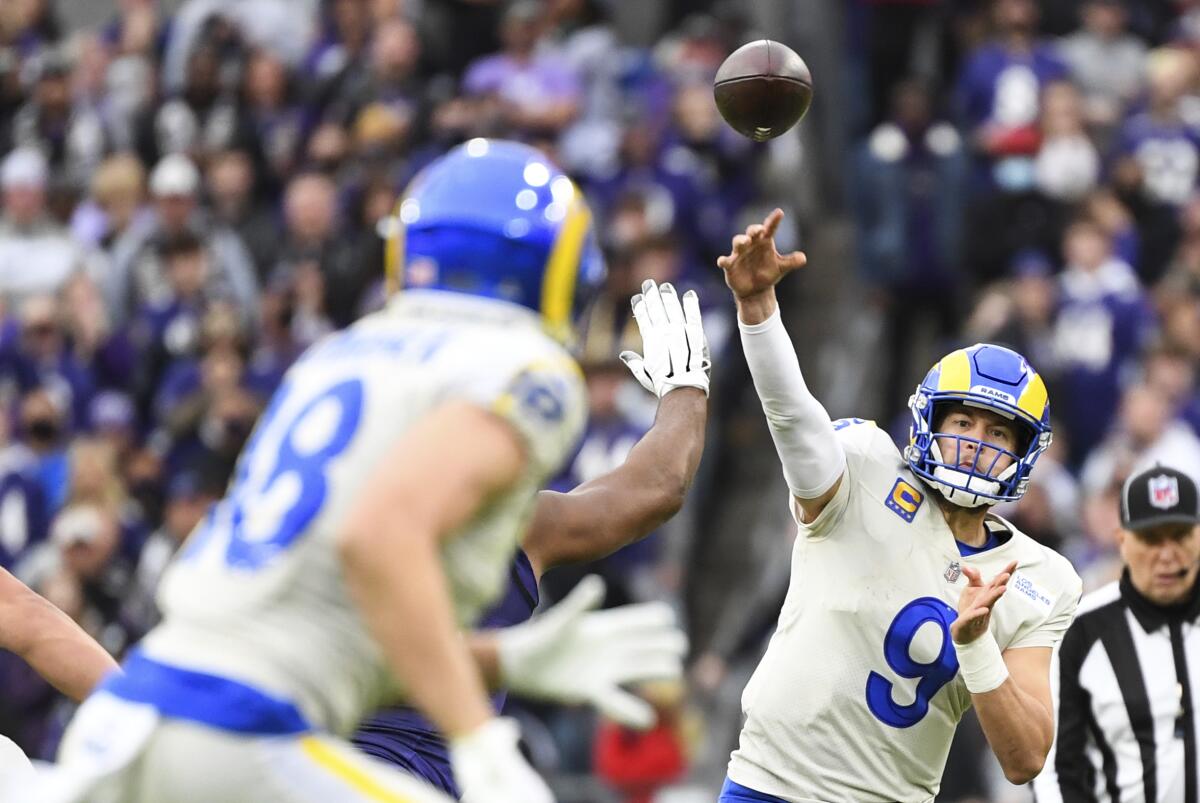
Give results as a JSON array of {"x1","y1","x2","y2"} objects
[{"x1": 727, "y1": 419, "x2": 1082, "y2": 803}]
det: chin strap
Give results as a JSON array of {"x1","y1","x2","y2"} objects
[{"x1": 927, "y1": 440, "x2": 1018, "y2": 508}]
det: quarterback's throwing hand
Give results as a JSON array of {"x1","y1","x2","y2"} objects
[
  {"x1": 716, "y1": 208, "x2": 807, "y2": 299},
  {"x1": 951, "y1": 561, "x2": 1017, "y2": 645},
  {"x1": 619, "y1": 279, "x2": 710, "y2": 398}
]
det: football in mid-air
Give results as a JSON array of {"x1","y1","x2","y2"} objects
[{"x1": 713, "y1": 40, "x2": 813, "y2": 142}]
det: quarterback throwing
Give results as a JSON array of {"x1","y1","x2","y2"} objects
[{"x1": 716, "y1": 210, "x2": 1083, "y2": 803}]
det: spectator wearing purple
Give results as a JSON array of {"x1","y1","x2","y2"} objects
[
  {"x1": 660, "y1": 81, "x2": 756, "y2": 259},
  {"x1": 462, "y1": 0, "x2": 582, "y2": 139},
  {"x1": 957, "y1": 0, "x2": 1069, "y2": 169},
  {"x1": 107, "y1": 154, "x2": 258, "y2": 324},
  {"x1": 100, "y1": 0, "x2": 167, "y2": 60},
  {"x1": 86, "y1": 390, "x2": 139, "y2": 464},
  {"x1": 1052, "y1": 217, "x2": 1156, "y2": 466},
  {"x1": 1110, "y1": 48, "x2": 1200, "y2": 283},
  {"x1": 956, "y1": 0, "x2": 1069, "y2": 279},
  {"x1": 539, "y1": 359, "x2": 658, "y2": 609},
  {"x1": 245, "y1": 276, "x2": 307, "y2": 399},
  {"x1": 12, "y1": 386, "x2": 70, "y2": 515},
  {"x1": 0, "y1": 149, "x2": 92, "y2": 308},
  {"x1": 303, "y1": 0, "x2": 371, "y2": 85},
  {"x1": 0, "y1": 435, "x2": 49, "y2": 570},
  {"x1": 3, "y1": 0, "x2": 63, "y2": 60},
  {"x1": 60, "y1": 274, "x2": 138, "y2": 397},
  {"x1": 239, "y1": 50, "x2": 308, "y2": 197},
  {"x1": 128, "y1": 230, "x2": 225, "y2": 416},
  {"x1": 153, "y1": 342, "x2": 261, "y2": 485},
  {"x1": 72, "y1": 153, "x2": 150, "y2": 261},
  {"x1": 1, "y1": 294, "x2": 97, "y2": 432}
]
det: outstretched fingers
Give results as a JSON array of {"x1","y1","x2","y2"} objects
[
  {"x1": 779, "y1": 250, "x2": 808, "y2": 271},
  {"x1": 763, "y1": 208, "x2": 785, "y2": 238}
]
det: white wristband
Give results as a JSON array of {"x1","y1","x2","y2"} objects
[{"x1": 954, "y1": 630, "x2": 1009, "y2": 694}]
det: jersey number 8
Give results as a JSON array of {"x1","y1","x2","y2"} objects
[
  {"x1": 187, "y1": 378, "x2": 365, "y2": 570},
  {"x1": 866, "y1": 597, "x2": 959, "y2": 728}
]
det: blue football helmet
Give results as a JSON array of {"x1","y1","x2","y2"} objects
[
  {"x1": 905, "y1": 343, "x2": 1052, "y2": 507},
  {"x1": 383, "y1": 138, "x2": 606, "y2": 343}
]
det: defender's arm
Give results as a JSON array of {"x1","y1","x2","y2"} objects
[
  {"x1": 523, "y1": 387, "x2": 706, "y2": 575},
  {"x1": 523, "y1": 279, "x2": 710, "y2": 574}
]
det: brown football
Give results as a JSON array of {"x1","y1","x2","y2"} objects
[{"x1": 713, "y1": 40, "x2": 813, "y2": 142}]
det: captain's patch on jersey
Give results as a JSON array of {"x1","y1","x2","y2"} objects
[{"x1": 885, "y1": 479, "x2": 924, "y2": 523}]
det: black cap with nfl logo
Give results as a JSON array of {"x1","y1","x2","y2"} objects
[{"x1": 1120, "y1": 465, "x2": 1200, "y2": 532}]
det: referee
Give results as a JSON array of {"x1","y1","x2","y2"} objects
[{"x1": 1034, "y1": 464, "x2": 1200, "y2": 803}]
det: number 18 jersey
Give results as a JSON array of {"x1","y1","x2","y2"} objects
[
  {"x1": 141, "y1": 291, "x2": 587, "y2": 737},
  {"x1": 727, "y1": 419, "x2": 1082, "y2": 803}
]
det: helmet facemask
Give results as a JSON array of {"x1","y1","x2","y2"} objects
[{"x1": 906, "y1": 395, "x2": 1051, "y2": 508}]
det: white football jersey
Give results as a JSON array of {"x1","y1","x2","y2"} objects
[
  {"x1": 728, "y1": 419, "x2": 1082, "y2": 803},
  {"x1": 141, "y1": 291, "x2": 586, "y2": 736}
]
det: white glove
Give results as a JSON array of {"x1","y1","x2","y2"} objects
[
  {"x1": 449, "y1": 718, "x2": 554, "y2": 803},
  {"x1": 496, "y1": 575, "x2": 687, "y2": 730},
  {"x1": 619, "y1": 280, "x2": 710, "y2": 398}
]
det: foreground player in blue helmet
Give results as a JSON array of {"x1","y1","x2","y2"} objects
[
  {"x1": 351, "y1": 143, "x2": 711, "y2": 798},
  {"x1": 22, "y1": 140, "x2": 703, "y2": 803},
  {"x1": 712, "y1": 210, "x2": 1083, "y2": 803}
]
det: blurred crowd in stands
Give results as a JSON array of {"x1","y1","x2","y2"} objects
[{"x1": 2, "y1": 0, "x2": 1200, "y2": 800}]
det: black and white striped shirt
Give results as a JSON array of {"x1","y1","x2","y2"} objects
[{"x1": 1033, "y1": 571, "x2": 1200, "y2": 803}]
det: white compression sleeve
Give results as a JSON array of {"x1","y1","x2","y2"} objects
[{"x1": 739, "y1": 308, "x2": 846, "y2": 499}]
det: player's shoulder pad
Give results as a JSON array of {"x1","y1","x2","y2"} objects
[
  {"x1": 831, "y1": 417, "x2": 902, "y2": 463},
  {"x1": 485, "y1": 335, "x2": 586, "y2": 479},
  {"x1": 495, "y1": 355, "x2": 585, "y2": 427},
  {"x1": 1004, "y1": 520, "x2": 1084, "y2": 600}
]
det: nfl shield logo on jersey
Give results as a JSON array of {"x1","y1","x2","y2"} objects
[
  {"x1": 944, "y1": 561, "x2": 961, "y2": 583},
  {"x1": 1149, "y1": 474, "x2": 1180, "y2": 510}
]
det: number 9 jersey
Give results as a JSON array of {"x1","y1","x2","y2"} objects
[
  {"x1": 727, "y1": 419, "x2": 1082, "y2": 803},
  {"x1": 140, "y1": 290, "x2": 587, "y2": 737}
]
